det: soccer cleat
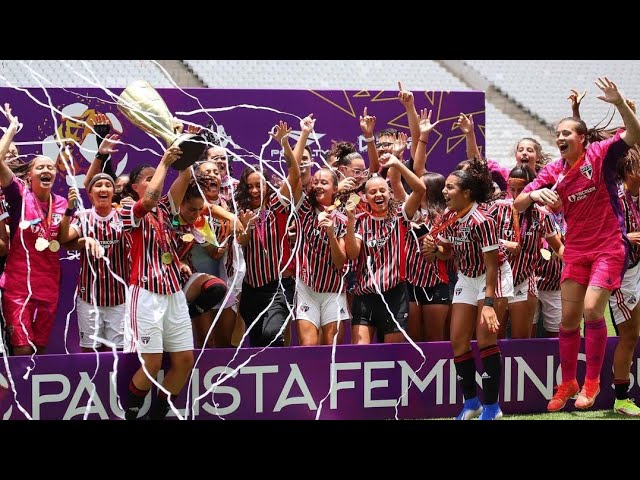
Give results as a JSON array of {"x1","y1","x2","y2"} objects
[
  {"x1": 478, "y1": 402, "x2": 503, "y2": 420},
  {"x1": 613, "y1": 398, "x2": 640, "y2": 416},
  {"x1": 575, "y1": 379, "x2": 600, "y2": 409},
  {"x1": 547, "y1": 380, "x2": 579, "y2": 412},
  {"x1": 455, "y1": 397, "x2": 483, "y2": 420}
]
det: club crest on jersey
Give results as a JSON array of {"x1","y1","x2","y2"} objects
[
  {"x1": 141, "y1": 336, "x2": 151, "y2": 345},
  {"x1": 580, "y1": 163, "x2": 593, "y2": 180}
]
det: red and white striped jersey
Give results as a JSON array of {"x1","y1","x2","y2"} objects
[
  {"x1": 536, "y1": 213, "x2": 564, "y2": 291},
  {"x1": 243, "y1": 194, "x2": 293, "y2": 288},
  {"x1": 496, "y1": 200, "x2": 556, "y2": 285},
  {"x1": 406, "y1": 212, "x2": 449, "y2": 288},
  {"x1": 71, "y1": 208, "x2": 128, "y2": 306},
  {"x1": 438, "y1": 202, "x2": 501, "y2": 278},
  {"x1": 121, "y1": 194, "x2": 182, "y2": 295},
  {"x1": 618, "y1": 185, "x2": 640, "y2": 267},
  {"x1": 297, "y1": 197, "x2": 347, "y2": 293},
  {"x1": 353, "y1": 204, "x2": 415, "y2": 295}
]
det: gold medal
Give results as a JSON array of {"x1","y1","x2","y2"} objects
[
  {"x1": 540, "y1": 248, "x2": 552, "y2": 261},
  {"x1": 181, "y1": 233, "x2": 195, "y2": 243},
  {"x1": 161, "y1": 251, "x2": 173, "y2": 265},
  {"x1": 35, "y1": 237, "x2": 49, "y2": 252},
  {"x1": 348, "y1": 193, "x2": 361, "y2": 205},
  {"x1": 48, "y1": 240, "x2": 60, "y2": 253},
  {"x1": 19, "y1": 220, "x2": 30, "y2": 230}
]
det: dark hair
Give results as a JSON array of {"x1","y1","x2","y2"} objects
[
  {"x1": 234, "y1": 166, "x2": 269, "y2": 210},
  {"x1": 516, "y1": 137, "x2": 552, "y2": 172},
  {"x1": 304, "y1": 145, "x2": 312, "y2": 159},
  {"x1": 617, "y1": 145, "x2": 640, "y2": 180},
  {"x1": 338, "y1": 152, "x2": 364, "y2": 168},
  {"x1": 376, "y1": 128, "x2": 399, "y2": 139},
  {"x1": 449, "y1": 158, "x2": 494, "y2": 204},
  {"x1": 5, "y1": 157, "x2": 30, "y2": 182},
  {"x1": 326, "y1": 140, "x2": 354, "y2": 168},
  {"x1": 509, "y1": 164, "x2": 537, "y2": 226},
  {"x1": 307, "y1": 168, "x2": 338, "y2": 210},
  {"x1": 184, "y1": 177, "x2": 206, "y2": 203},
  {"x1": 422, "y1": 172, "x2": 446, "y2": 221},
  {"x1": 111, "y1": 174, "x2": 129, "y2": 204},
  {"x1": 122, "y1": 163, "x2": 153, "y2": 201}
]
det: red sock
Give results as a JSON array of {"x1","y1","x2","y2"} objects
[
  {"x1": 558, "y1": 326, "x2": 581, "y2": 383},
  {"x1": 584, "y1": 318, "x2": 607, "y2": 382}
]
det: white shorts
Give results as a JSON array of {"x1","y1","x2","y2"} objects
[
  {"x1": 609, "y1": 263, "x2": 640, "y2": 326},
  {"x1": 124, "y1": 285, "x2": 194, "y2": 354},
  {"x1": 509, "y1": 278, "x2": 535, "y2": 304},
  {"x1": 452, "y1": 262, "x2": 514, "y2": 306},
  {"x1": 76, "y1": 298, "x2": 125, "y2": 349},
  {"x1": 295, "y1": 279, "x2": 350, "y2": 328},
  {"x1": 536, "y1": 290, "x2": 561, "y2": 332}
]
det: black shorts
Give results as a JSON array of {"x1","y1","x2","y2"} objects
[
  {"x1": 407, "y1": 282, "x2": 451, "y2": 306},
  {"x1": 351, "y1": 282, "x2": 409, "y2": 336},
  {"x1": 281, "y1": 276, "x2": 295, "y2": 307}
]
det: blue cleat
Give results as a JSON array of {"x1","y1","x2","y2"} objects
[
  {"x1": 455, "y1": 397, "x2": 483, "y2": 420},
  {"x1": 478, "y1": 402, "x2": 503, "y2": 420}
]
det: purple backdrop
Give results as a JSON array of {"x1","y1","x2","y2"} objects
[
  {"x1": 1, "y1": 338, "x2": 637, "y2": 420},
  {"x1": 0, "y1": 86, "x2": 485, "y2": 354}
]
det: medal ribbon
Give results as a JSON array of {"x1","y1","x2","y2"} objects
[{"x1": 149, "y1": 206, "x2": 173, "y2": 264}]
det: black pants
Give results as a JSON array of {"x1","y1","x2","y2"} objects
[{"x1": 239, "y1": 279, "x2": 291, "y2": 347}]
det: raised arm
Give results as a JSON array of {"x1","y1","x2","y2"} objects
[
  {"x1": 457, "y1": 113, "x2": 481, "y2": 161},
  {"x1": 344, "y1": 198, "x2": 362, "y2": 261},
  {"x1": 293, "y1": 113, "x2": 314, "y2": 165},
  {"x1": 398, "y1": 81, "x2": 421, "y2": 160},
  {"x1": 168, "y1": 167, "x2": 193, "y2": 208},
  {"x1": 568, "y1": 89, "x2": 586, "y2": 119},
  {"x1": 380, "y1": 154, "x2": 425, "y2": 219},
  {"x1": 596, "y1": 77, "x2": 640, "y2": 147},
  {"x1": 413, "y1": 108, "x2": 440, "y2": 177},
  {"x1": 271, "y1": 121, "x2": 302, "y2": 203},
  {"x1": 0, "y1": 103, "x2": 19, "y2": 188},
  {"x1": 140, "y1": 146, "x2": 181, "y2": 212},
  {"x1": 58, "y1": 187, "x2": 81, "y2": 244},
  {"x1": 359, "y1": 107, "x2": 379, "y2": 174},
  {"x1": 84, "y1": 133, "x2": 120, "y2": 189}
]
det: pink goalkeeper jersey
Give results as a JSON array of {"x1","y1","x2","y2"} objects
[
  {"x1": 523, "y1": 131, "x2": 630, "y2": 263},
  {"x1": 0, "y1": 176, "x2": 68, "y2": 301}
]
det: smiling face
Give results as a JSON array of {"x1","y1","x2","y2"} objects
[
  {"x1": 515, "y1": 139, "x2": 539, "y2": 171},
  {"x1": 442, "y1": 174, "x2": 471, "y2": 212},
  {"x1": 339, "y1": 154, "x2": 367, "y2": 186},
  {"x1": 89, "y1": 179, "x2": 114, "y2": 213},
  {"x1": 556, "y1": 119, "x2": 586, "y2": 162},
  {"x1": 365, "y1": 176, "x2": 390, "y2": 216},
  {"x1": 311, "y1": 169, "x2": 337, "y2": 207},
  {"x1": 28, "y1": 156, "x2": 57, "y2": 195},
  {"x1": 205, "y1": 146, "x2": 229, "y2": 179},
  {"x1": 246, "y1": 171, "x2": 267, "y2": 209},
  {"x1": 196, "y1": 160, "x2": 221, "y2": 200}
]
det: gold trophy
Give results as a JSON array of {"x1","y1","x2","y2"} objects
[{"x1": 117, "y1": 80, "x2": 206, "y2": 170}]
